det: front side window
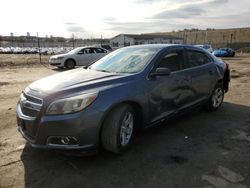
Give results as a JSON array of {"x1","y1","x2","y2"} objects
[
  {"x1": 157, "y1": 49, "x2": 184, "y2": 72},
  {"x1": 186, "y1": 50, "x2": 212, "y2": 68},
  {"x1": 84, "y1": 48, "x2": 95, "y2": 54},
  {"x1": 77, "y1": 49, "x2": 85, "y2": 54}
]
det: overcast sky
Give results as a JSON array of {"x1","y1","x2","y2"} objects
[{"x1": 0, "y1": 0, "x2": 249, "y2": 38}]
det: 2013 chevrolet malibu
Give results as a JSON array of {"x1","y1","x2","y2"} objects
[{"x1": 16, "y1": 44, "x2": 230, "y2": 154}]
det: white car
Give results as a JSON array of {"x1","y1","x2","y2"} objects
[{"x1": 49, "y1": 47, "x2": 109, "y2": 69}]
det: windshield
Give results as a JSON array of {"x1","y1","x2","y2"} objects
[
  {"x1": 89, "y1": 47, "x2": 159, "y2": 73},
  {"x1": 67, "y1": 47, "x2": 82, "y2": 54}
]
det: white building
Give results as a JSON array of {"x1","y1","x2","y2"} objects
[{"x1": 110, "y1": 34, "x2": 183, "y2": 48}]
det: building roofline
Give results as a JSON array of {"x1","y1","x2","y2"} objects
[{"x1": 110, "y1": 34, "x2": 183, "y2": 40}]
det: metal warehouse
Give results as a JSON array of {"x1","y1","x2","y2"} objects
[{"x1": 110, "y1": 34, "x2": 183, "y2": 48}]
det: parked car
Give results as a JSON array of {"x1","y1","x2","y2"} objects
[
  {"x1": 195, "y1": 44, "x2": 213, "y2": 53},
  {"x1": 16, "y1": 44, "x2": 230, "y2": 154},
  {"x1": 49, "y1": 47, "x2": 109, "y2": 69},
  {"x1": 212, "y1": 48, "x2": 235, "y2": 57}
]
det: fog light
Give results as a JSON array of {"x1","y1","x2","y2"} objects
[
  {"x1": 61, "y1": 137, "x2": 70, "y2": 145},
  {"x1": 47, "y1": 136, "x2": 79, "y2": 146}
]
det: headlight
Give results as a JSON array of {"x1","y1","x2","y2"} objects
[
  {"x1": 56, "y1": 56, "x2": 64, "y2": 60},
  {"x1": 46, "y1": 92, "x2": 98, "y2": 115}
]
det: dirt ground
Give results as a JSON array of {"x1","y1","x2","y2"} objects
[{"x1": 0, "y1": 54, "x2": 250, "y2": 188}]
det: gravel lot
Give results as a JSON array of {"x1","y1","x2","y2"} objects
[{"x1": 0, "y1": 54, "x2": 250, "y2": 188}]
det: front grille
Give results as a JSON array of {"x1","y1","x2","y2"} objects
[
  {"x1": 23, "y1": 93, "x2": 42, "y2": 105},
  {"x1": 20, "y1": 92, "x2": 43, "y2": 117},
  {"x1": 20, "y1": 106, "x2": 38, "y2": 117}
]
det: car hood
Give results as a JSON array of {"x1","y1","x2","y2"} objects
[
  {"x1": 50, "y1": 54, "x2": 68, "y2": 59},
  {"x1": 29, "y1": 68, "x2": 129, "y2": 94}
]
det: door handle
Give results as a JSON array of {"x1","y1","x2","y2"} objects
[
  {"x1": 183, "y1": 76, "x2": 192, "y2": 82},
  {"x1": 209, "y1": 70, "x2": 214, "y2": 75}
]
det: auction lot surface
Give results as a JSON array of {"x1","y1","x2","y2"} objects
[{"x1": 0, "y1": 54, "x2": 250, "y2": 188}]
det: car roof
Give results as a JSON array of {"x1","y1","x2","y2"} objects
[{"x1": 122, "y1": 44, "x2": 204, "y2": 51}]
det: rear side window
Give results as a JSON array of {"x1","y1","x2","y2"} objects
[
  {"x1": 94, "y1": 48, "x2": 106, "y2": 53},
  {"x1": 186, "y1": 50, "x2": 212, "y2": 68},
  {"x1": 157, "y1": 49, "x2": 184, "y2": 72}
]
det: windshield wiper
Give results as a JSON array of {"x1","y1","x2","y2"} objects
[{"x1": 95, "y1": 69, "x2": 112, "y2": 73}]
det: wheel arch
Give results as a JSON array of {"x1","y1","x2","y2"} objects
[
  {"x1": 98, "y1": 100, "x2": 144, "y2": 146},
  {"x1": 64, "y1": 58, "x2": 76, "y2": 67}
]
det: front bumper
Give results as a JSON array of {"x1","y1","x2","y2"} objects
[
  {"x1": 49, "y1": 59, "x2": 64, "y2": 67},
  {"x1": 16, "y1": 103, "x2": 104, "y2": 150}
]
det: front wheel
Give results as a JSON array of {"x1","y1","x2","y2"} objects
[
  {"x1": 65, "y1": 59, "x2": 75, "y2": 69},
  {"x1": 207, "y1": 83, "x2": 224, "y2": 111},
  {"x1": 101, "y1": 104, "x2": 135, "y2": 154}
]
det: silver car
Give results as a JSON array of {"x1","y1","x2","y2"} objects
[{"x1": 49, "y1": 47, "x2": 109, "y2": 69}]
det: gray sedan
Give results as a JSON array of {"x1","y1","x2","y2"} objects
[{"x1": 16, "y1": 44, "x2": 230, "y2": 154}]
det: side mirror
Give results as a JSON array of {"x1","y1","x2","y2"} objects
[
  {"x1": 82, "y1": 65, "x2": 88, "y2": 69},
  {"x1": 150, "y1": 68, "x2": 171, "y2": 78}
]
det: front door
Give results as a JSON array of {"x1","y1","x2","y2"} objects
[
  {"x1": 146, "y1": 47, "x2": 193, "y2": 123},
  {"x1": 75, "y1": 48, "x2": 95, "y2": 66}
]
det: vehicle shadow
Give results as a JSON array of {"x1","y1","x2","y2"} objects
[
  {"x1": 51, "y1": 67, "x2": 66, "y2": 72},
  {"x1": 21, "y1": 102, "x2": 250, "y2": 188},
  {"x1": 222, "y1": 57, "x2": 241, "y2": 60}
]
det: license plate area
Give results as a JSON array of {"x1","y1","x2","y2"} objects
[
  {"x1": 17, "y1": 117, "x2": 34, "y2": 136},
  {"x1": 17, "y1": 117, "x2": 24, "y2": 128}
]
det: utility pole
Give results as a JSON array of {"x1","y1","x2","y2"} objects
[
  {"x1": 123, "y1": 34, "x2": 125, "y2": 47},
  {"x1": 205, "y1": 30, "x2": 208, "y2": 44},
  {"x1": 72, "y1": 33, "x2": 75, "y2": 48},
  {"x1": 194, "y1": 33, "x2": 198, "y2": 44},
  {"x1": 230, "y1": 33, "x2": 233, "y2": 48},
  {"x1": 37, "y1": 32, "x2": 42, "y2": 64}
]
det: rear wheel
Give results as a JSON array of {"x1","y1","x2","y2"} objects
[
  {"x1": 65, "y1": 59, "x2": 75, "y2": 69},
  {"x1": 101, "y1": 104, "x2": 135, "y2": 154},
  {"x1": 208, "y1": 83, "x2": 224, "y2": 111}
]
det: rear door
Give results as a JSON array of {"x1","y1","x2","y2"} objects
[
  {"x1": 92, "y1": 48, "x2": 108, "y2": 62},
  {"x1": 180, "y1": 48, "x2": 217, "y2": 108}
]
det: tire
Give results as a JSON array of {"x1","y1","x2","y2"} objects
[
  {"x1": 101, "y1": 104, "x2": 135, "y2": 154},
  {"x1": 207, "y1": 82, "x2": 224, "y2": 111},
  {"x1": 65, "y1": 59, "x2": 75, "y2": 69}
]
